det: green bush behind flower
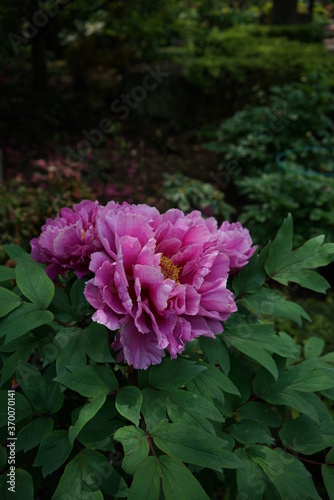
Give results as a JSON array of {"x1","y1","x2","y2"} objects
[{"x1": 206, "y1": 74, "x2": 334, "y2": 245}]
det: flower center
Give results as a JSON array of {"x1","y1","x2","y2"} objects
[{"x1": 160, "y1": 255, "x2": 181, "y2": 283}]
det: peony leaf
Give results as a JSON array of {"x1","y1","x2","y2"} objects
[
  {"x1": 34, "y1": 431, "x2": 72, "y2": 477},
  {"x1": 0, "y1": 303, "x2": 54, "y2": 343},
  {"x1": 114, "y1": 426, "x2": 149, "y2": 475},
  {"x1": 116, "y1": 387, "x2": 143, "y2": 427},
  {"x1": 128, "y1": 455, "x2": 210, "y2": 500},
  {"x1": 17, "y1": 417, "x2": 54, "y2": 453},
  {"x1": 69, "y1": 395, "x2": 106, "y2": 446},
  {"x1": 149, "y1": 358, "x2": 206, "y2": 391},
  {"x1": 0, "y1": 286, "x2": 22, "y2": 318},
  {"x1": 16, "y1": 260, "x2": 54, "y2": 309},
  {"x1": 54, "y1": 365, "x2": 109, "y2": 398},
  {"x1": 151, "y1": 420, "x2": 242, "y2": 472}
]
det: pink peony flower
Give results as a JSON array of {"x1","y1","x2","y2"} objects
[
  {"x1": 84, "y1": 204, "x2": 238, "y2": 369},
  {"x1": 218, "y1": 221, "x2": 257, "y2": 272},
  {"x1": 31, "y1": 200, "x2": 102, "y2": 280}
]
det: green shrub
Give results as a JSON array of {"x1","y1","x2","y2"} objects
[
  {"x1": 1, "y1": 215, "x2": 334, "y2": 498},
  {"x1": 236, "y1": 171, "x2": 334, "y2": 245},
  {"x1": 205, "y1": 74, "x2": 334, "y2": 176},
  {"x1": 0, "y1": 170, "x2": 94, "y2": 264},
  {"x1": 276, "y1": 292, "x2": 334, "y2": 354},
  {"x1": 205, "y1": 74, "x2": 334, "y2": 245},
  {"x1": 162, "y1": 172, "x2": 234, "y2": 221},
  {"x1": 248, "y1": 23, "x2": 327, "y2": 43},
  {"x1": 161, "y1": 26, "x2": 334, "y2": 103}
]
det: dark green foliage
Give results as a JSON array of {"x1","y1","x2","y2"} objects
[
  {"x1": 206, "y1": 74, "x2": 334, "y2": 244},
  {"x1": 162, "y1": 26, "x2": 334, "y2": 109},
  {"x1": 0, "y1": 219, "x2": 334, "y2": 498},
  {"x1": 0, "y1": 174, "x2": 94, "y2": 264},
  {"x1": 206, "y1": 74, "x2": 334, "y2": 176},
  {"x1": 163, "y1": 172, "x2": 234, "y2": 221}
]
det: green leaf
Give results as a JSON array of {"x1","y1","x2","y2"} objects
[
  {"x1": 0, "y1": 337, "x2": 36, "y2": 386},
  {"x1": 4, "y1": 244, "x2": 32, "y2": 263},
  {"x1": 93, "y1": 365, "x2": 119, "y2": 392},
  {"x1": 152, "y1": 420, "x2": 242, "y2": 472},
  {"x1": 127, "y1": 456, "x2": 161, "y2": 500},
  {"x1": 237, "y1": 402, "x2": 281, "y2": 428},
  {"x1": 34, "y1": 430, "x2": 72, "y2": 477},
  {"x1": 43, "y1": 365, "x2": 64, "y2": 414},
  {"x1": 322, "y1": 465, "x2": 334, "y2": 500},
  {"x1": 224, "y1": 320, "x2": 299, "y2": 379},
  {"x1": 16, "y1": 417, "x2": 54, "y2": 452},
  {"x1": 48, "y1": 288, "x2": 76, "y2": 324},
  {"x1": 0, "y1": 391, "x2": 31, "y2": 428},
  {"x1": 326, "y1": 448, "x2": 334, "y2": 464},
  {"x1": 265, "y1": 213, "x2": 293, "y2": 277},
  {"x1": 0, "y1": 266, "x2": 16, "y2": 282},
  {"x1": 165, "y1": 389, "x2": 224, "y2": 424},
  {"x1": 76, "y1": 398, "x2": 119, "y2": 449},
  {"x1": 235, "y1": 448, "x2": 266, "y2": 500},
  {"x1": 52, "y1": 450, "x2": 109, "y2": 499},
  {"x1": 128, "y1": 455, "x2": 210, "y2": 500},
  {"x1": 241, "y1": 287, "x2": 311, "y2": 326},
  {"x1": 0, "y1": 469, "x2": 34, "y2": 499},
  {"x1": 0, "y1": 287, "x2": 22, "y2": 318},
  {"x1": 15, "y1": 260, "x2": 54, "y2": 309},
  {"x1": 249, "y1": 445, "x2": 321, "y2": 500},
  {"x1": 258, "y1": 358, "x2": 334, "y2": 393},
  {"x1": 226, "y1": 335, "x2": 277, "y2": 379},
  {"x1": 70, "y1": 278, "x2": 90, "y2": 318},
  {"x1": 69, "y1": 394, "x2": 106, "y2": 446},
  {"x1": 114, "y1": 425, "x2": 150, "y2": 475},
  {"x1": 280, "y1": 415, "x2": 334, "y2": 455},
  {"x1": 0, "y1": 303, "x2": 54, "y2": 343},
  {"x1": 16, "y1": 361, "x2": 62, "y2": 414},
  {"x1": 265, "y1": 227, "x2": 334, "y2": 293},
  {"x1": 186, "y1": 363, "x2": 240, "y2": 408},
  {"x1": 52, "y1": 327, "x2": 87, "y2": 377},
  {"x1": 149, "y1": 358, "x2": 206, "y2": 390},
  {"x1": 159, "y1": 455, "x2": 210, "y2": 500},
  {"x1": 228, "y1": 420, "x2": 275, "y2": 445},
  {"x1": 100, "y1": 467, "x2": 129, "y2": 498},
  {"x1": 254, "y1": 359, "x2": 334, "y2": 423},
  {"x1": 83, "y1": 323, "x2": 114, "y2": 363},
  {"x1": 116, "y1": 387, "x2": 143, "y2": 427},
  {"x1": 198, "y1": 336, "x2": 230, "y2": 374},
  {"x1": 265, "y1": 391, "x2": 321, "y2": 423},
  {"x1": 274, "y1": 268, "x2": 330, "y2": 294},
  {"x1": 232, "y1": 246, "x2": 268, "y2": 296},
  {"x1": 304, "y1": 337, "x2": 325, "y2": 359},
  {"x1": 54, "y1": 365, "x2": 109, "y2": 398},
  {"x1": 141, "y1": 388, "x2": 167, "y2": 432}
]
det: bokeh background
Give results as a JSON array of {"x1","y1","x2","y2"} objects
[{"x1": 1, "y1": 0, "x2": 334, "y2": 347}]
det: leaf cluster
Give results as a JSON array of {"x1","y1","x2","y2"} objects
[{"x1": 1, "y1": 216, "x2": 334, "y2": 498}]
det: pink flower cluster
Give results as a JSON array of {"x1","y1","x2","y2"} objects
[
  {"x1": 31, "y1": 200, "x2": 256, "y2": 369},
  {"x1": 31, "y1": 200, "x2": 102, "y2": 280}
]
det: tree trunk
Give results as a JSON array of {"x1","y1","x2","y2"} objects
[
  {"x1": 308, "y1": 0, "x2": 315, "y2": 19},
  {"x1": 32, "y1": 31, "x2": 48, "y2": 92},
  {"x1": 271, "y1": 0, "x2": 298, "y2": 25}
]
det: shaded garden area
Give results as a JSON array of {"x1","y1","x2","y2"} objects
[{"x1": 1, "y1": 1, "x2": 334, "y2": 499}]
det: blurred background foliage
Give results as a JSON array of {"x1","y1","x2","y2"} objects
[{"x1": 1, "y1": 0, "x2": 334, "y2": 350}]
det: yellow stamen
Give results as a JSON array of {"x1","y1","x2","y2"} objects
[
  {"x1": 81, "y1": 230, "x2": 86, "y2": 240},
  {"x1": 160, "y1": 255, "x2": 181, "y2": 284}
]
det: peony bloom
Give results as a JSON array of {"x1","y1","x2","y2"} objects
[
  {"x1": 84, "y1": 204, "x2": 238, "y2": 369},
  {"x1": 218, "y1": 221, "x2": 256, "y2": 272},
  {"x1": 31, "y1": 200, "x2": 102, "y2": 280}
]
